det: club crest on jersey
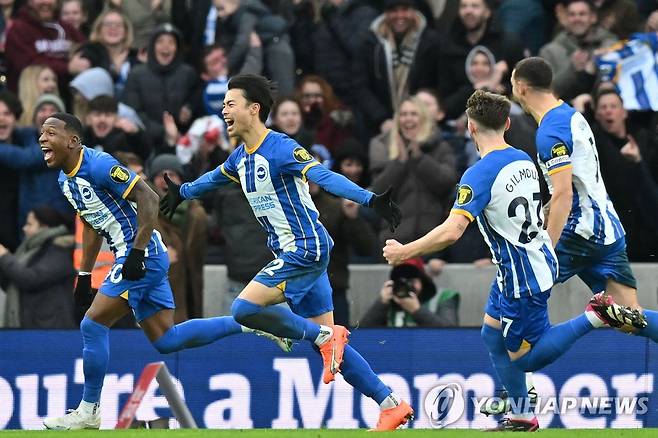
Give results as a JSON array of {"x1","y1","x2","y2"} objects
[
  {"x1": 256, "y1": 165, "x2": 268, "y2": 181},
  {"x1": 457, "y1": 185, "x2": 473, "y2": 205},
  {"x1": 110, "y1": 165, "x2": 130, "y2": 183},
  {"x1": 293, "y1": 147, "x2": 313, "y2": 163},
  {"x1": 551, "y1": 143, "x2": 568, "y2": 158}
]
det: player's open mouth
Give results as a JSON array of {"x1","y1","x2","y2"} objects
[
  {"x1": 225, "y1": 118, "x2": 235, "y2": 129},
  {"x1": 41, "y1": 147, "x2": 54, "y2": 161}
]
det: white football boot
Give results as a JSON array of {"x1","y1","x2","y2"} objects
[{"x1": 43, "y1": 407, "x2": 101, "y2": 430}]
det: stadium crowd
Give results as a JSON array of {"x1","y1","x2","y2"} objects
[{"x1": 0, "y1": 0, "x2": 657, "y2": 328}]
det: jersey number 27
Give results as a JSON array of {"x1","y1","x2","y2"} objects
[{"x1": 508, "y1": 192, "x2": 543, "y2": 244}]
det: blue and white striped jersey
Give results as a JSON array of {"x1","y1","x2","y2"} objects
[
  {"x1": 536, "y1": 102, "x2": 624, "y2": 245},
  {"x1": 452, "y1": 147, "x2": 558, "y2": 298},
  {"x1": 58, "y1": 147, "x2": 166, "y2": 259},
  {"x1": 597, "y1": 33, "x2": 658, "y2": 111},
  {"x1": 181, "y1": 130, "x2": 374, "y2": 261}
]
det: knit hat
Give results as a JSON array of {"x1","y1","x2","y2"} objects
[
  {"x1": 390, "y1": 257, "x2": 437, "y2": 301},
  {"x1": 34, "y1": 94, "x2": 65, "y2": 113},
  {"x1": 384, "y1": 0, "x2": 416, "y2": 10},
  {"x1": 149, "y1": 154, "x2": 184, "y2": 179}
]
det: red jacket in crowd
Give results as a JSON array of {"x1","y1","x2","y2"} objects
[{"x1": 5, "y1": 5, "x2": 85, "y2": 91}]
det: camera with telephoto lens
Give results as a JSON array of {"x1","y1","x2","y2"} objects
[{"x1": 392, "y1": 277, "x2": 415, "y2": 298}]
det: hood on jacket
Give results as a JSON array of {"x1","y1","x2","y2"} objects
[
  {"x1": 70, "y1": 67, "x2": 114, "y2": 100},
  {"x1": 465, "y1": 45, "x2": 496, "y2": 85},
  {"x1": 147, "y1": 23, "x2": 183, "y2": 74},
  {"x1": 369, "y1": 9, "x2": 426, "y2": 40}
]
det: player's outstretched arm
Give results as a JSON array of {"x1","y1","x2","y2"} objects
[
  {"x1": 179, "y1": 164, "x2": 238, "y2": 199},
  {"x1": 383, "y1": 213, "x2": 470, "y2": 265},
  {"x1": 546, "y1": 167, "x2": 573, "y2": 247},
  {"x1": 305, "y1": 165, "x2": 401, "y2": 231}
]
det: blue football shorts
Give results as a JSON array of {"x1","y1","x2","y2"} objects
[
  {"x1": 485, "y1": 282, "x2": 552, "y2": 353},
  {"x1": 253, "y1": 251, "x2": 334, "y2": 318},
  {"x1": 556, "y1": 235, "x2": 637, "y2": 292},
  {"x1": 99, "y1": 251, "x2": 175, "y2": 322}
]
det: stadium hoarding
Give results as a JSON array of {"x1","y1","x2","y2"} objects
[{"x1": 0, "y1": 329, "x2": 654, "y2": 430}]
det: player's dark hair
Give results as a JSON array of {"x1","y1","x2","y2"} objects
[
  {"x1": 0, "y1": 89, "x2": 23, "y2": 119},
  {"x1": 50, "y1": 112, "x2": 84, "y2": 139},
  {"x1": 465, "y1": 89, "x2": 511, "y2": 131},
  {"x1": 594, "y1": 88, "x2": 623, "y2": 108},
  {"x1": 564, "y1": 0, "x2": 595, "y2": 12},
  {"x1": 228, "y1": 74, "x2": 276, "y2": 123},
  {"x1": 88, "y1": 95, "x2": 118, "y2": 114},
  {"x1": 513, "y1": 57, "x2": 553, "y2": 90}
]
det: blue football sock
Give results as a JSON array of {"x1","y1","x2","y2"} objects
[
  {"x1": 637, "y1": 310, "x2": 658, "y2": 343},
  {"x1": 232, "y1": 298, "x2": 320, "y2": 341},
  {"x1": 81, "y1": 317, "x2": 110, "y2": 404},
  {"x1": 340, "y1": 345, "x2": 391, "y2": 404},
  {"x1": 481, "y1": 324, "x2": 530, "y2": 415},
  {"x1": 513, "y1": 313, "x2": 594, "y2": 372},
  {"x1": 153, "y1": 316, "x2": 243, "y2": 354}
]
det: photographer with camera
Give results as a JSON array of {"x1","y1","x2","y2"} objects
[{"x1": 359, "y1": 258, "x2": 459, "y2": 328}]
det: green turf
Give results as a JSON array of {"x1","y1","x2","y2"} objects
[{"x1": 0, "y1": 429, "x2": 653, "y2": 438}]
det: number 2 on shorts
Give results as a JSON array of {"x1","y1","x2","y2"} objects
[{"x1": 262, "y1": 258, "x2": 284, "y2": 276}]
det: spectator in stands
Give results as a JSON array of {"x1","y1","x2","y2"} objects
[
  {"x1": 122, "y1": 23, "x2": 199, "y2": 148},
  {"x1": 83, "y1": 95, "x2": 151, "y2": 161},
  {"x1": 32, "y1": 93, "x2": 66, "y2": 129},
  {"x1": 295, "y1": 75, "x2": 354, "y2": 154},
  {"x1": 360, "y1": 257, "x2": 459, "y2": 327},
  {"x1": 60, "y1": 0, "x2": 88, "y2": 35},
  {"x1": 200, "y1": 42, "x2": 262, "y2": 118},
  {"x1": 0, "y1": 0, "x2": 18, "y2": 63},
  {"x1": 70, "y1": 67, "x2": 144, "y2": 130},
  {"x1": 369, "y1": 96, "x2": 458, "y2": 249},
  {"x1": 270, "y1": 96, "x2": 315, "y2": 150},
  {"x1": 352, "y1": 0, "x2": 442, "y2": 139},
  {"x1": 0, "y1": 206, "x2": 76, "y2": 329},
  {"x1": 0, "y1": 89, "x2": 22, "y2": 252},
  {"x1": 205, "y1": 0, "x2": 295, "y2": 94},
  {"x1": 267, "y1": 0, "x2": 316, "y2": 79},
  {"x1": 74, "y1": 9, "x2": 140, "y2": 98},
  {"x1": 308, "y1": 168, "x2": 378, "y2": 326},
  {"x1": 111, "y1": 0, "x2": 172, "y2": 51},
  {"x1": 332, "y1": 138, "x2": 369, "y2": 188},
  {"x1": 5, "y1": 0, "x2": 86, "y2": 92},
  {"x1": 594, "y1": 0, "x2": 641, "y2": 39},
  {"x1": 539, "y1": 0, "x2": 617, "y2": 101},
  {"x1": 17, "y1": 64, "x2": 59, "y2": 127},
  {"x1": 592, "y1": 89, "x2": 658, "y2": 261},
  {"x1": 312, "y1": 0, "x2": 378, "y2": 105},
  {"x1": 495, "y1": 0, "x2": 548, "y2": 55},
  {"x1": 150, "y1": 154, "x2": 208, "y2": 321},
  {"x1": 437, "y1": 0, "x2": 525, "y2": 120},
  {"x1": 0, "y1": 91, "x2": 73, "y2": 233}
]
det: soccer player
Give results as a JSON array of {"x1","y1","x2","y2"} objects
[
  {"x1": 503, "y1": 56, "x2": 658, "y2": 415},
  {"x1": 383, "y1": 90, "x2": 645, "y2": 431},
  {"x1": 159, "y1": 74, "x2": 413, "y2": 431},
  {"x1": 39, "y1": 113, "x2": 291, "y2": 430}
]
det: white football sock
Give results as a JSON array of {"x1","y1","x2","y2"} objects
[
  {"x1": 314, "y1": 325, "x2": 333, "y2": 346},
  {"x1": 78, "y1": 400, "x2": 99, "y2": 416},
  {"x1": 380, "y1": 392, "x2": 401, "y2": 410}
]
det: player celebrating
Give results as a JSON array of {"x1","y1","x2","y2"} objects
[
  {"x1": 383, "y1": 90, "x2": 645, "y2": 431},
  {"x1": 40, "y1": 113, "x2": 291, "y2": 430},
  {"x1": 485, "y1": 57, "x2": 658, "y2": 416},
  {"x1": 159, "y1": 74, "x2": 412, "y2": 431}
]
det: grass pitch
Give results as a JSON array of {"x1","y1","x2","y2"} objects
[{"x1": 0, "y1": 429, "x2": 654, "y2": 438}]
